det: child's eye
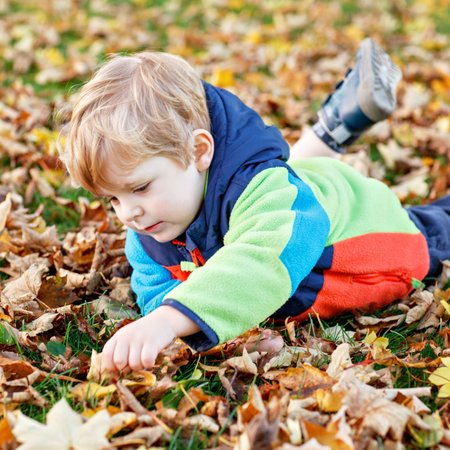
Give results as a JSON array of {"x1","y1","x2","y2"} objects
[{"x1": 134, "y1": 182, "x2": 150, "y2": 193}]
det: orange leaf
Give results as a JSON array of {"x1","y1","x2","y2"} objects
[
  {"x1": 0, "y1": 417, "x2": 16, "y2": 447},
  {"x1": 303, "y1": 420, "x2": 353, "y2": 450}
]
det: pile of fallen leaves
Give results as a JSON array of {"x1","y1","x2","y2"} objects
[{"x1": 0, "y1": 0, "x2": 449, "y2": 448}]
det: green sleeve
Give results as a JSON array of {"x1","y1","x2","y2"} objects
[{"x1": 162, "y1": 167, "x2": 330, "y2": 351}]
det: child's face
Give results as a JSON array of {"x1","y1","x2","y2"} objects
[{"x1": 102, "y1": 155, "x2": 208, "y2": 243}]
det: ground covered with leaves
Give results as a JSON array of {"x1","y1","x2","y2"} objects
[{"x1": 0, "y1": 0, "x2": 449, "y2": 448}]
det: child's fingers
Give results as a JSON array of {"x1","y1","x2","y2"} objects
[
  {"x1": 140, "y1": 343, "x2": 157, "y2": 369},
  {"x1": 102, "y1": 340, "x2": 118, "y2": 372},
  {"x1": 111, "y1": 340, "x2": 130, "y2": 371},
  {"x1": 128, "y1": 344, "x2": 144, "y2": 371}
]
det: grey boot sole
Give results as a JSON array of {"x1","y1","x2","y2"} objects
[{"x1": 357, "y1": 39, "x2": 402, "y2": 122}]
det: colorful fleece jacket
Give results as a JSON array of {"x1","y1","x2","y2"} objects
[{"x1": 125, "y1": 82, "x2": 429, "y2": 352}]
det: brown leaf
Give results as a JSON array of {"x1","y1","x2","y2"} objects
[
  {"x1": 25, "y1": 312, "x2": 60, "y2": 336},
  {"x1": 116, "y1": 381, "x2": 149, "y2": 416},
  {"x1": 337, "y1": 371, "x2": 431, "y2": 441},
  {"x1": 5, "y1": 253, "x2": 50, "y2": 276},
  {"x1": 0, "y1": 193, "x2": 12, "y2": 233},
  {"x1": 224, "y1": 348, "x2": 259, "y2": 375},
  {"x1": 1, "y1": 263, "x2": 48, "y2": 313},
  {"x1": 326, "y1": 343, "x2": 352, "y2": 379},
  {"x1": 37, "y1": 277, "x2": 79, "y2": 309},
  {"x1": 405, "y1": 291, "x2": 434, "y2": 324},
  {"x1": 0, "y1": 355, "x2": 44, "y2": 382},
  {"x1": 235, "y1": 387, "x2": 281, "y2": 450},
  {"x1": 265, "y1": 366, "x2": 335, "y2": 395},
  {"x1": 111, "y1": 426, "x2": 165, "y2": 447},
  {"x1": 107, "y1": 411, "x2": 138, "y2": 436},
  {"x1": 21, "y1": 225, "x2": 60, "y2": 251},
  {"x1": 177, "y1": 387, "x2": 210, "y2": 420},
  {"x1": 183, "y1": 414, "x2": 220, "y2": 433}
]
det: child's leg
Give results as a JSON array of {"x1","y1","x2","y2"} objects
[
  {"x1": 290, "y1": 127, "x2": 342, "y2": 159},
  {"x1": 406, "y1": 195, "x2": 450, "y2": 279},
  {"x1": 290, "y1": 38, "x2": 401, "y2": 160}
]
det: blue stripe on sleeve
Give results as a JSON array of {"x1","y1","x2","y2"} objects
[{"x1": 279, "y1": 173, "x2": 330, "y2": 297}]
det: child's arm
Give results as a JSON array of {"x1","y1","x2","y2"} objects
[
  {"x1": 101, "y1": 305, "x2": 200, "y2": 371},
  {"x1": 99, "y1": 230, "x2": 186, "y2": 372}
]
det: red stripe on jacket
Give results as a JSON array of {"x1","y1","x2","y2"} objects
[{"x1": 292, "y1": 232, "x2": 429, "y2": 321}]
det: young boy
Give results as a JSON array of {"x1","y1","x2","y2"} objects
[{"x1": 60, "y1": 40, "x2": 450, "y2": 373}]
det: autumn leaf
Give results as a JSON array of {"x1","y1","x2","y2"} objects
[
  {"x1": 1, "y1": 263, "x2": 48, "y2": 314},
  {"x1": 0, "y1": 193, "x2": 12, "y2": 232},
  {"x1": 8, "y1": 398, "x2": 111, "y2": 450},
  {"x1": 363, "y1": 331, "x2": 392, "y2": 359},
  {"x1": 428, "y1": 357, "x2": 450, "y2": 398}
]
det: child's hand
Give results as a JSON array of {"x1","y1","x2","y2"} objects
[{"x1": 101, "y1": 305, "x2": 200, "y2": 372}]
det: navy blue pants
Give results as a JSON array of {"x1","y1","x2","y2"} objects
[{"x1": 407, "y1": 195, "x2": 450, "y2": 279}]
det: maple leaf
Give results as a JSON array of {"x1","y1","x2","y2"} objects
[
  {"x1": 428, "y1": 357, "x2": 450, "y2": 398},
  {"x1": 8, "y1": 398, "x2": 111, "y2": 450}
]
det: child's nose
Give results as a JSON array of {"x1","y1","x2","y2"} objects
[{"x1": 125, "y1": 205, "x2": 144, "y2": 222}]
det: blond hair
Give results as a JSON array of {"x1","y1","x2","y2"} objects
[{"x1": 59, "y1": 52, "x2": 210, "y2": 195}]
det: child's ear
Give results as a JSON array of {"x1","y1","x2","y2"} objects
[{"x1": 193, "y1": 129, "x2": 214, "y2": 172}]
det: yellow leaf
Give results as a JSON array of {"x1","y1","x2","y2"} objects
[
  {"x1": 245, "y1": 30, "x2": 262, "y2": 44},
  {"x1": 363, "y1": 331, "x2": 377, "y2": 345},
  {"x1": 70, "y1": 382, "x2": 117, "y2": 401},
  {"x1": 244, "y1": 72, "x2": 266, "y2": 90},
  {"x1": 438, "y1": 383, "x2": 450, "y2": 398},
  {"x1": 421, "y1": 157, "x2": 435, "y2": 166},
  {"x1": 431, "y1": 80, "x2": 450, "y2": 99},
  {"x1": 41, "y1": 169, "x2": 66, "y2": 188},
  {"x1": 37, "y1": 48, "x2": 66, "y2": 67},
  {"x1": 344, "y1": 25, "x2": 364, "y2": 42},
  {"x1": 268, "y1": 39, "x2": 292, "y2": 54},
  {"x1": 315, "y1": 388, "x2": 344, "y2": 413},
  {"x1": 435, "y1": 116, "x2": 450, "y2": 133},
  {"x1": 123, "y1": 370, "x2": 156, "y2": 388},
  {"x1": 364, "y1": 332, "x2": 389, "y2": 349},
  {"x1": 210, "y1": 69, "x2": 235, "y2": 88},
  {"x1": 441, "y1": 299, "x2": 450, "y2": 315},
  {"x1": 428, "y1": 367, "x2": 450, "y2": 386},
  {"x1": 409, "y1": 412, "x2": 444, "y2": 447},
  {"x1": 363, "y1": 332, "x2": 390, "y2": 359},
  {"x1": 228, "y1": 0, "x2": 244, "y2": 8},
  {"x1": 29, "y1": 216, "x2": 47, "y2": 234}
]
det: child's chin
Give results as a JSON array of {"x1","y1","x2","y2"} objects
[{"x1": 150, "y1": 228, "x2": 185, "y2": 244}]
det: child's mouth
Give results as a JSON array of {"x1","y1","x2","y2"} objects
[{"x1": 145, "y1": 222, "x2": 163, "y2": 233}]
